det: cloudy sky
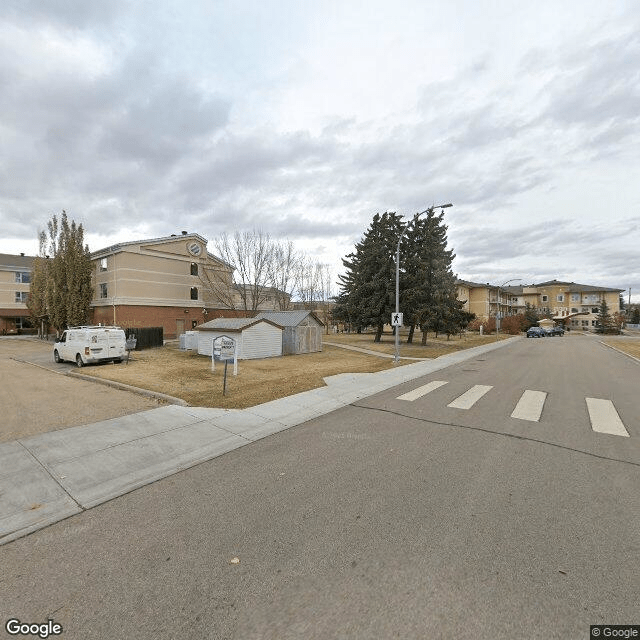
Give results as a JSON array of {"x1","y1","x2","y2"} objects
[{"x1": 1, "y1": 1, "x2": 639, "y2": 301}]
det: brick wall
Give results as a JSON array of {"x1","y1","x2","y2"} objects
[{"x1": 91, "y1": 305, "x2": 250, "y2": 339}]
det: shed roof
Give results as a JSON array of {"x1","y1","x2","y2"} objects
[
  {"x1": 196, "y1": 317, "x2": 282, "y2": 332},
  {"x1": 255, "y1": 310, "x2": 325, "y2": 327}
]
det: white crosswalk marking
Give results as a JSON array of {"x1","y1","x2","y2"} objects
[
  {"x1": 511, "y1": 390, "x2": 547, "y2": 422},
  {"x1": 586, "y1": 398, "x2": 630, "y2": 437},
  {"x1": 447, "y1": 385, "x2": 493, "y2": 410},
  {"x1": 392, "y1": 381, "x2": 634, "y2": 440},
  {"x1": 397, "y1": 380, "x2": 448, "y2": 402}
]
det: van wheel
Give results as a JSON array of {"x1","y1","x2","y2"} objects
[
  {"x1": 76, "y1": 354, "x2": 84, "y2": 368},
  {"x1": 54, "y1": 350, "x2": 61, "y2": 363}
]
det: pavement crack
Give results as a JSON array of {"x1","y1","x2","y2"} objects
[
  {"x1": 17, "y1": 441, "x2": 85, "y2": 510},
  {"x1": 350, "y1": 402, "x2": 640, "y2": 470}
]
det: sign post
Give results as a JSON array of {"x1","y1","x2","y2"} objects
[{"x1": 212, "y1": 335, "x2": 238, "y2": 396}]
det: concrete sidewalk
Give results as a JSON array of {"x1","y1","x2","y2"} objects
[{"x1": 0, "y1": 338, "x2": 518, "y2": 546}]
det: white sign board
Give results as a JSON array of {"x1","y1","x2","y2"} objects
[
  {"x1": 211, "y1": 335, "x2": 238, "y2": 376},
  {"x1": 213, "y1": 335, "x2": 236, "y2": 361},
  {"x1": 391, "y1": 312, "x2": 403, "y2": 327}
]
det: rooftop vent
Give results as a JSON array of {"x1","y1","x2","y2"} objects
[{"x1": 182, "y1": 230, "x2": 188, "y2": 235}]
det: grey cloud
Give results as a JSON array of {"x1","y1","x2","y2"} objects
[{"x1": 4, "y1": 0, "x2": 129, "y2": 30}]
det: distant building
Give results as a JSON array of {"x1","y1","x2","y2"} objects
[
  {"x1": 456, "y1": 278, "x2": 623, "y2": 329},
  {"x1": 0, "y1": 253, "x2": 35, "y2": 334}
]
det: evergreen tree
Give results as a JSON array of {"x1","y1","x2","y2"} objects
[
  {"x1": 631, "y1": 306, "x2": 640, "y2": 324},
  {"x1": 27, "y1": 211, "x2": 93, "y2": 334},
  {"x1": 335, "y1": 212, "x2": 403, "y2": 341},
  {"x1": 595, "y1": 299, "x2": 614, "y2": 334},
  {"x1": 523, "y1": 303, "x2": 539, "y2": 330},
  {"x1": 400, "y1": 209, "x2": 458, "y2": 344}
]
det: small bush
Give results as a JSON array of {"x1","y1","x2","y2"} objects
[
  {"x1": 468, "y1": 317, "x2": 496, "y2": 333},
  {"x1": 501, "y1": 314, "x2": 527, "y2": 335}
]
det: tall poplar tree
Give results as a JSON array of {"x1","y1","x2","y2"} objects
[{"x1": 27, "y1": 211, "x2": 93, "y2": 334}]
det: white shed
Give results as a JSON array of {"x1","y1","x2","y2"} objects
[
  {"x1": 196, "y1": 317, "x2": 283, "y2": 360},
  {"x1": 255, "y1": 310, "x2": 324, "y2": 355}
]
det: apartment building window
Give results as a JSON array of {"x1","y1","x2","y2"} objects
[
  {"x1": 541, "y1": 295, "x2": 548, "y2": 302},
  {"x1": 571, "y1": 307, "x2": 579, "y2": 313},
  {"x1": 190, "y1": 287, "x2": 198, "y2": 300},
  {"x1": 591, "y1": 307, "x2": 599, "y2": 314},
  {"x1": 571, "y1": 294, "x2": 580, "y2": 302},
  {"x1": 557, "y1": 294, "x2": 564, "y2": 302},
  {"x1": 190, "y1": 262, "x2": 198, "y2": 276},
  {"x1": 14, "y1": 291, "x2": 28, "y2": 303},
  {"x1": 99, "y1": 257, "x2": 108, "y2": 272},
  {"x1": 15, "y1": 272, "x2": 30, "y2": 283},
  {"x1": 99, "y1": 283, "x2": 108, "y2": 299}
]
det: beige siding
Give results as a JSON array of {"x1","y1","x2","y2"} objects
[
  {"x1": 197, "y1": 323, "x2": 282, "y2": 359},
  {"x1": 92, "y1": 237, "x2": 233, "y2": 309},
  {"x1": 242, "y1": 323, "x2": 282, "y2": 359}
]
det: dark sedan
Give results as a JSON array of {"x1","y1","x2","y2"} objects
[{"x1": 526, "y1": 327, "x2": 546, "y2": 338}]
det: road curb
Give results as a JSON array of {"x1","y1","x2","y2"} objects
[
  {"x1": 598, "y1": 341, "x2": 640, "y2": 366},
  {"x1": 67, "y1": 370, "x2": 189, "y2": 406},
  {"x1": 9, "y1": 355, "x2": 188, "y2": 406}
]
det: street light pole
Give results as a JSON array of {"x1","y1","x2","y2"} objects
[
  {"x1": 394, "y1": 203, "x2": 453, "y2": 363},
  {"x1": 495, "y1": 278, "x2": 522, "y2": 339}
]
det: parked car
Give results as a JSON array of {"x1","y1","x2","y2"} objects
[
  {"x1": 546, "y1": 325, "x2": 565, "y2": 336},
  {"x1": 526, "y1": 327, "x2": 546, "y2": 338},
  {"x1": 54, "y1": 325, "x2": 127, "y2": 367}
]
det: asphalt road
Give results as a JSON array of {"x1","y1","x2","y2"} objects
[{"x1": 1, "y1": 335, "x2": 638, "y2": 639}]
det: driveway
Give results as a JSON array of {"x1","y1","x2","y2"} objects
[{"x1": 0, "y1": 337, "x2": 161, "y2": 443}]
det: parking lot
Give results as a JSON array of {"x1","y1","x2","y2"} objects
[{"x1": 0, "y1": 337, "x2": 161, "y2": 443}]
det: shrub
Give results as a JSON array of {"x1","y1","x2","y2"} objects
[{"x1": 501, "y1": 313, "x2": 527, "y2": 335}]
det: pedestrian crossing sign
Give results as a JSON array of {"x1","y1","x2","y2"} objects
[{"x1": 391, "y1": 312, "x2": 403, "y2": 327}]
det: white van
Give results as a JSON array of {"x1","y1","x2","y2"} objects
[{"x1": 54, "y1": 325, "x2": 127, "y2": 367}]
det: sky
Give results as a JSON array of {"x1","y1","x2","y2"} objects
[{"x1": 1, "y1": 1, "x2": 639, "y2": 302}]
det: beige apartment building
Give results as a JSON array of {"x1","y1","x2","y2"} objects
[
  {"x1": 0, "y1": 253, "x2": 34, "y2": 334},
  {"x1": 91, "y1": 232, "x2": 246, "y2": 338},
  {"x1": 457, "y1": 278, "x2": 623, "y2": 329}
]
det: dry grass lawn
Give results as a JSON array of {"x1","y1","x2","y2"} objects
[
  {"x1": 326, "y1": 330, "x2": 509, "y2": 358},
  {"x1": 602, "y1": 338, "x2": 640, "y2": 360},
  {"x1": 79, "y1": 343, "x2": 396, "y2": 409},
  {"x1": 77, "y1": 330, "x2": 508, "y2": 409}
]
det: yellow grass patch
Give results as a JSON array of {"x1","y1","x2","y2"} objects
[
  {"x1": 78, "y1": 331, "x2": 508, "y2": 409},
  {"x1": 326, "y1": 330, "x2": 509, "y2": 358},
  {"x1": 79, "y1": 343, "x2": 396, "y2": 409},
  {"x1": 602, "y1": 339, "x2": 640, "y2": 360}
]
